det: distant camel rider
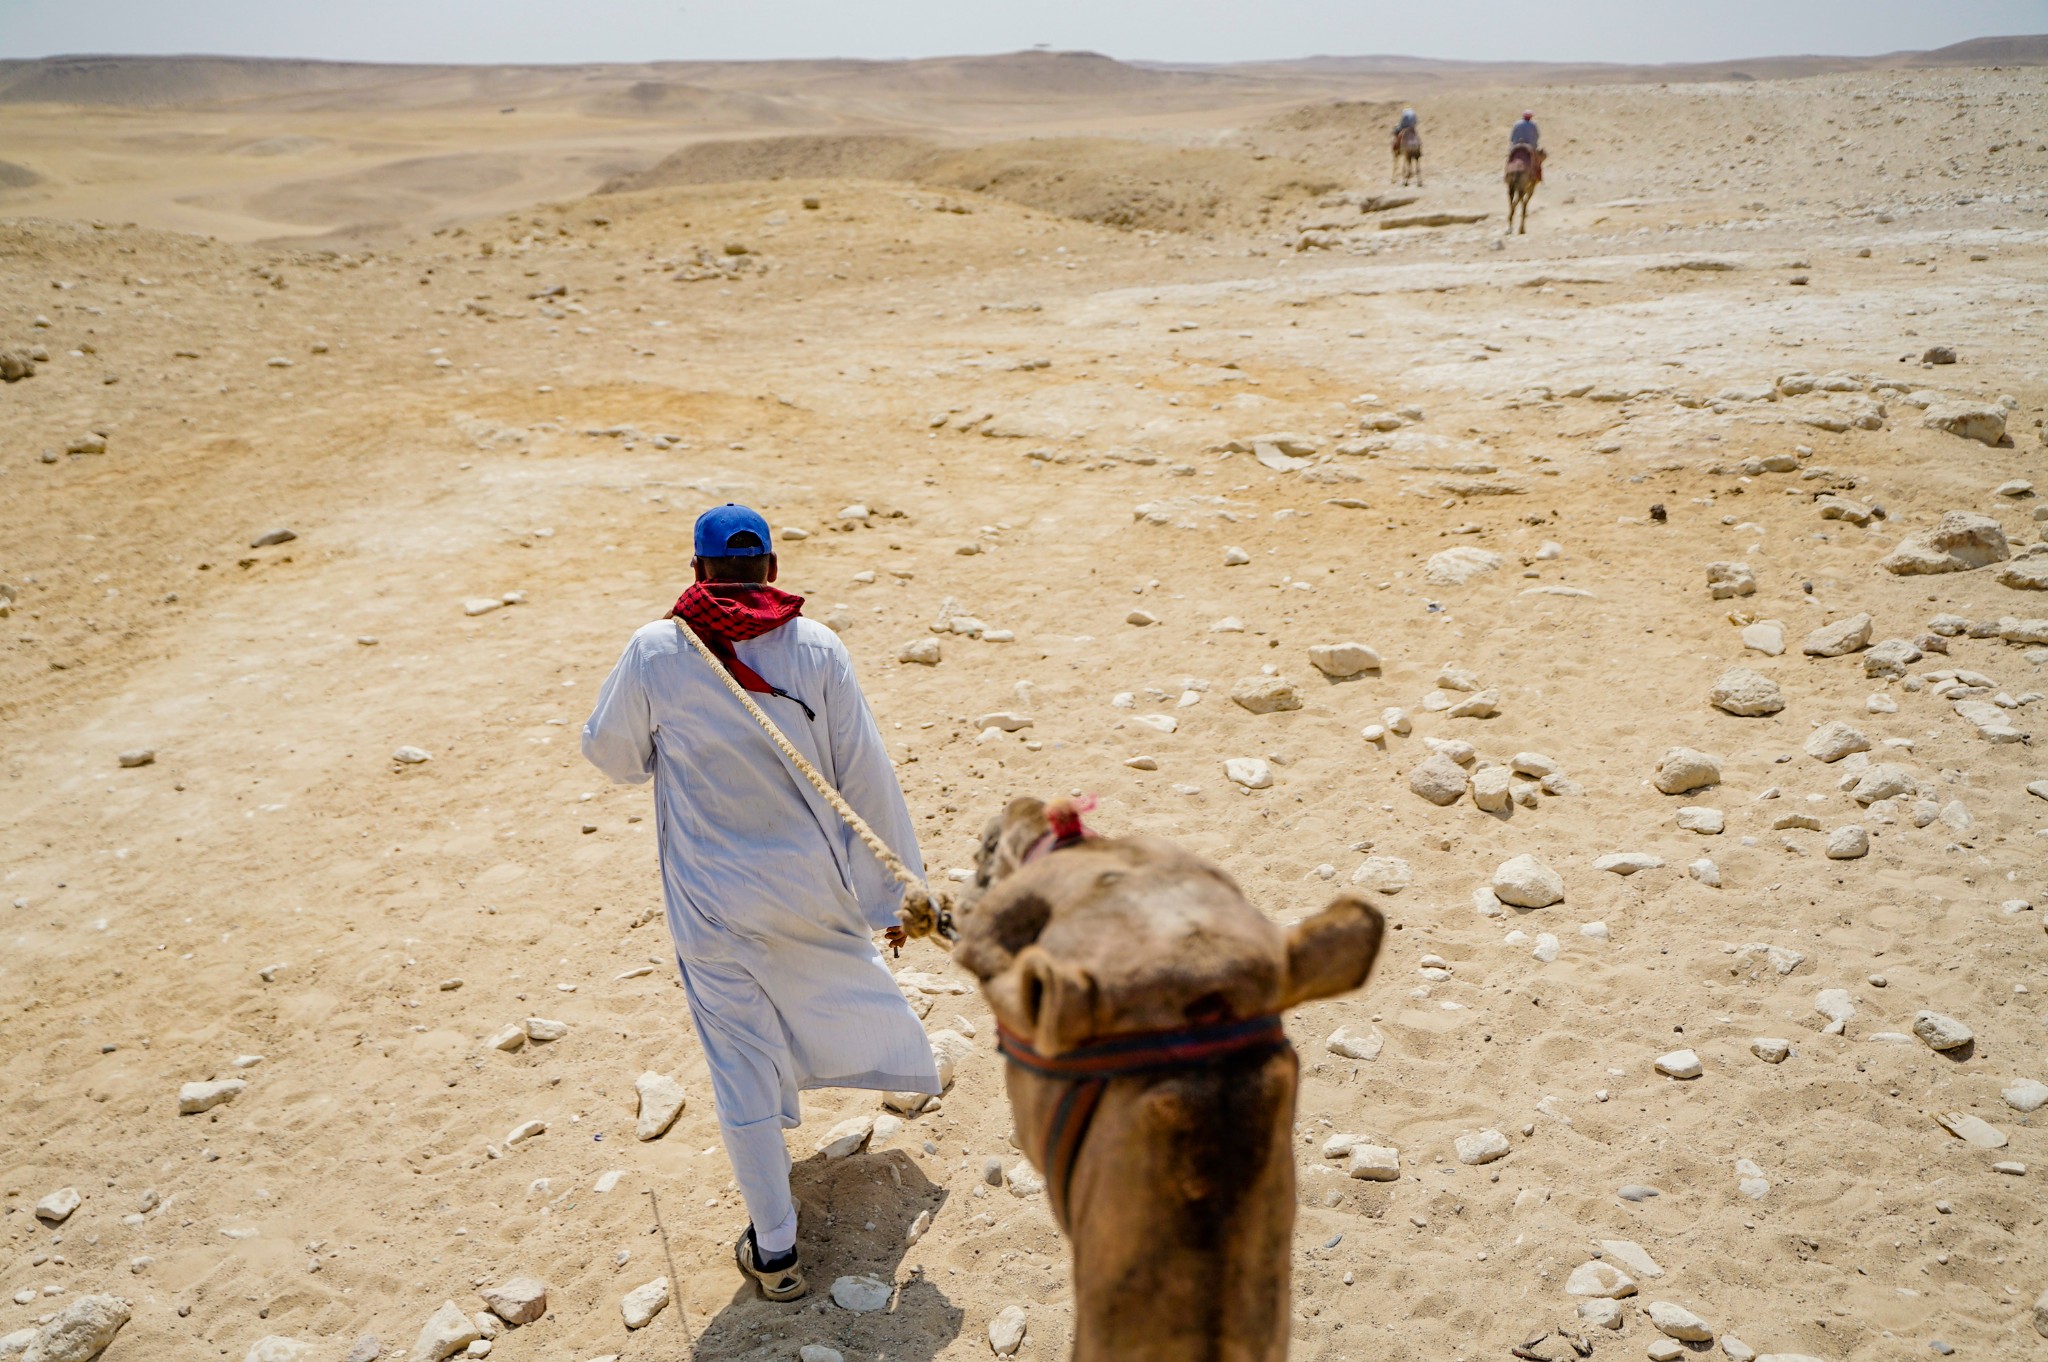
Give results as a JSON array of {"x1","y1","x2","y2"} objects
[
  {"x1": 1391, "y1": 106, "x2": 1423, "y2": 184},
  {"x1": 1510, "y1": 110, "x2": 1540, "y2": 154},
  {"x1": 1508, "y1": 109, "x2": 1543, "y2": 184}
]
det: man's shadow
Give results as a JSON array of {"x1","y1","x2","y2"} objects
[{"x1": 692, "y1": 1147, "x2": 961, "y2": 1360}]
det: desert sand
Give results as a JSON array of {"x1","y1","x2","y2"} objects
[{"x1": 2, "y1": 38, "x2": 2047, "y2": 1362}]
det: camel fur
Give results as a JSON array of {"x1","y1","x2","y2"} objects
[
  {"x1": 1505, "y1": 147, "x2": 1545, "y2": 234},
  {"x1": 954, "y1": 796, "x2": 1386, "y2": 1361}
]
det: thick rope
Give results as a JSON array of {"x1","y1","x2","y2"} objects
[{"x1": 672, "y1": 619, "x2": 953, "y2": 941}]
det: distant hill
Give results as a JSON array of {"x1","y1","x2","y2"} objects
[
  {"x1": 0, "y1": 39, "x2": 2037, "y2": 114},
  {"x1": 1905, "y1": 33, "x2": 2048, "y2": 65},
  {"x1": 0, "y1": 49, "x2": 1262, "y2": 112},
  {"x1": 0, "y1": 54, "x2": 457, "y2": 106}
]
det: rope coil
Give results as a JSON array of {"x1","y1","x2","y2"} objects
[{"x1": 672, "y1": 619, "x2": 954, "y2": 942}]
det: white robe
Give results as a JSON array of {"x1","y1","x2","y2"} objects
[{"x1": 582, "y1": 617, "x2": 941, "y2": 1139}]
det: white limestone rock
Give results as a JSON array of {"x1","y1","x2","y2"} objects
[
  {"x1": 988, "y1": 1305, "x2": 1028, "y2": 1357},
  {"x1": 1848, "y1": 763, "x2": 1917, "y2": 805},
  {"x1": 1655, "y1": 1049, "x2": 1703, "y2": 1079},
  {"x1": 1706, "y1": 561, "x2": 1756, "y2": 599},
  {"x1": 480, "y1": 1276, "x2": 548, "y2": 1326},
  {"x1": 523, "y1": 1016, "x2": 568, "y2": 1042},
  {"x1": 15, "y1": 1296, "x2": 131, "y2": 1362},
  {"x1": 1407, "y1": 754, "x2": 1468, "y2": 806},
  {"x1": 409, "y1": 1302, "x2": 482, "y2": 1362},
  {"x1": 2002, "y1": 1079, "x2": 2048, "y2": 1113},
  {"x1": 1326, "y1": 1026, "x2": 1384, "y2": 1061},
  {"x1": 1565, "y1": 1261, "x2": 1637, "y2": 1299},
  {"x1": 1470, "y1": 765, "x2": 1513, "y2": 812},
  {"x1": 1802, "y1": 612, "x2": 1874, "y2": 656},
  {"x1": 816, "y1": 1116, "x2": 875, "y2": 1159},
  {"x1": 1347, "y1": 1145, "x2": 1401, "y2": 1181},
  {"x1": 1446, "y1": 689, "x2": 1501, "y2": 719},
  {"x1": 1933, "y1": 1111, "x2": 2007, "y2": 1149},
  {"x1": 1454, "y1": 1129, "x2": 1510, "y2": 1165},
  {"x1": 1224, "y1": 757, "x2": 1273, "y2": 790},
  {"x1": 1825, "y1": 825, "x2": 1870, "y2": 859},
  {"x1": 244, "y1": 1338, "x2": 318, "y2": 1362},
  {"x1": 1911, "y1": 1011, "x2": 1973, "y2": 1052},
  {"x1": 1645, "y1": 1301, "x2": 1713, "y2": 1342},
  {"x1": 1308, "y1": 642, "x2": 1382, "y2": 678},
  {"x1": 1577, "y1": 1299, "x2": 1624, "y2": 1329},
  {"x1": 1880, "y1": 511, "x2": 2011, "y2": 574},
  {"x1": 1814, "y1": 989, "x2": 1856, "y2": 1030},
  {"x1": 178, "y1": 1079, "x2": 246, "y2": 1115},
  {"x1": 1711, "y1": 667, "x2": 1785, "y2": 716},
  {"x1": 1689, "y1": 858, "x2": 1721, "y2": 887},
  {"x1": 1741, "y1": 620, "x2": 1786, "y2": 655},
  {"x1": 1492, "y1": 855, "x2": 1563, "y2": 908},
  {"x1": 1805, "y1": 721, "x2": 1870, "y2": 763},
  {"x1": 1863, "y1": 638, "x2": 1922, "y2": 678},
  {"x1": 1751, "y1": 1037, "x2": 1792, "y2": 1064},
  {"x1": 32, "y1": 1189, "x2": 79, "y2": 1226},
  {"x1": 1954, "y1": 699, "x2": 2027, "y2": 743},
  {"x1": 899, "y1": 638, "x2": 942, "y2": 665},
  {"x1": 634, "y1": 1071, "x2": 686, "y2": 1141},
  {"x1": 1921, "y1": 400, "x2": 2007, "y2": 445},
  {"x1": 1230, "y1": 676, "x2": 1301, "y2": 714},
  {"x1": 1654, "y1": 747, "x2": 1721, "y2": 795},
  {"x1": 1676, "y1": 806, "x2": 1724, "y2": 834},
  {"x1": 1593, "y1": 852, "x2": 1663, "y2": 876},
  {"x1": 829, "y1": 1274, "x2": 893, "y2": 1313},
  {"x1": 1350, "y1": 857, "x2": 1412, "y2": 894},
  {"x1": 1599, "y1": 1240, "x2": 1665, "y2": 1279},
  {"x1": 1423, "y1": 547, "x2": 1505, "y2": 586},
  {"x1": 620, "y1": 1277, "x2": 670, "y2": 1330},
  {"x1": 1998, "y1": 557, "x2": 2048, "y2": 591}
]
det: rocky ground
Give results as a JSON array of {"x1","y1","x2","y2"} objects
[{"x1": 2, "y1": 59, "x2": 2047, "y2": 1362}]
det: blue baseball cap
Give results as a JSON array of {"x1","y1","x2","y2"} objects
[{"x1": 693, "y1": 503, "x2": 774, "y2": 558}]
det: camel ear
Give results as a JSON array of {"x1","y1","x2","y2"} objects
[
  {"x1": 1277, "y1": 893, "x2": 1385, "y2": 1010},
  {"x1": 986, "y1": 944, "x2": 1099, "y2": 1057}
]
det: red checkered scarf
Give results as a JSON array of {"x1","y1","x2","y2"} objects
[{"x1": 672, "y1": 582, "x2": 813, "y2": 719}]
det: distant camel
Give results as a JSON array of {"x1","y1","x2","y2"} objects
[
  {"x1": 1391, "y1": 126, "x2": 1422, "y2": 185},
  {"x1": 1505, "y1": 147, "x2": 1545, "y2": 234},
  {"x1": 955, "y1": 796, "x2": 1386, "y2": 1362}
]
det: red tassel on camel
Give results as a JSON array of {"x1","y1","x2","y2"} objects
[{"x1": 1045, "y1": 795, "x2": 1097, "y2": 850}]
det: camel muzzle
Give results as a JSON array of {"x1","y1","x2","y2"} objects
[{"x1": 996, "y1": 1013, "x2": 1293, "y2": 1231}]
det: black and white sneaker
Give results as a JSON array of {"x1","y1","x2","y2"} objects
[{"x1": 735, "y1": 1225, "x2": 807, "y2": 1301}]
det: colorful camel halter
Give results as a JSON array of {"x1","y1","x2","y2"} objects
[{"x1": 997, "y1": 1012, "x2": 1294, "y2": 1231}]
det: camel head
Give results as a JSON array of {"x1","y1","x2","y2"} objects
[{"x1": 952, "y1": 796, "x2": 1385, "y2": 1362}]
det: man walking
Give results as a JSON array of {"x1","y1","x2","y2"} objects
[{"x1": 582, "y1": 503, "x2": 938, "y2": 1301}]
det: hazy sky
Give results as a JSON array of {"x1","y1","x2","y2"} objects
[{"x1": 1, "y1": 0, "x2": 2042, "y2": 66}]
